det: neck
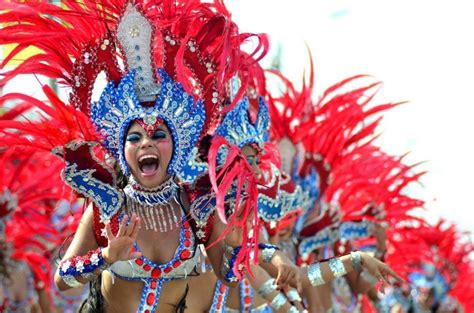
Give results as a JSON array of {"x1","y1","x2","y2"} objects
[{"x1": 124, "y1": 176, "x2": 181, "y2": 232}]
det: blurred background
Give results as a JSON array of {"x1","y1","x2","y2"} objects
[{"x1": 226, "y1": 0, "x2": 474, "y2": 236}]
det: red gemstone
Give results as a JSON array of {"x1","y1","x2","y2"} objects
[
  {"x1": 84, "y1": 259, "x2": 91, "y2": 265},
  {"x1": 151, "y1": 269, "x2": 161, "y2": 279},
  {"x1": 173, "y1": 260, "x2": 181, "y2": 268},
  {"x1": 218, "y1": 295, "x2": 223, "y2": 301},
  {"x1": 135, "y1": 259, "x2": 144, "y2": 266},
  {"x1": 184, "y1": 239, "x2": 191, "y2": 247},
  {"x1": 143, "y1": 264, "x2": 151, "y2": 271},
  {"x1": 184, "y1": 231, "x2": 191, "y2": 239},
  {"x1": 164, "y1": 267, "x2": 172, "y2": 273},
  {"x1": 180, "y1": 250, "x2": 190, "y2": 259},
  {"x1": 216, "y1": 304, "x2": 221, "y2": 309},
  {"x1": 220, "y1": 285, "x2": 227, "y2": 292},
  {"x1": 244, "y1": 296, "x2": 251, "y2": 304},
  {"x1": 145, "y1": 310, "x2": 150, "y2": 313},
  {"x1": 146, "y1": 293, "x2": 155, "y2": 306},
  {"x1": 184, "y1": 221, "x2": 190, "y2": 228},
  {"x1": 150, "y1": 281, "x2": 157, "y2": 289}
]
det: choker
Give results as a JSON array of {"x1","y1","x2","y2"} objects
[{"x1": 124, "y1": 176, "x2": 181, "y2": 232}]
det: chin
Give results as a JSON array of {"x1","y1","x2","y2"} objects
[{"x1": 136, "y1": 174, "x2": 168, "y2": 189}]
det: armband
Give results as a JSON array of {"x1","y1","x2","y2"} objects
[{"x1": 59, "y1": 248, "x2": 110, "y2": 282}]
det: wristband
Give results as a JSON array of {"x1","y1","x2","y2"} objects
[
  {"x1": 328, "y1": 258, "x2": 347, "y2": 278},
  {"x1": 307, "y1": 262, "x2": 326, "y2": 286},
  {"x1": 62, "y1": 275, "x2": 84, "y2": 288},
  {"x1": 350, "y1": 251, "x2": 362, "y2": 270},
  {"x1": 258, "y1": 243, "x2": 279, "y2": 263},
  {"x1": 270, "y1": 293, "x2": 287, "y2": 310},
  {"x1": 257, "y1": 278, "x2": 277, "y2": 298},
  {"x1": 286, "y1": 289, "x2": 302, "y2": 302}
]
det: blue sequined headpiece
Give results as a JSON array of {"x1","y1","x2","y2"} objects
[
  {"x1": 215, "y1": 96, "x2": 270, "y2": 149},
  {"x1": 90, "y1": 68, "x2": 205, "y2": 177}
]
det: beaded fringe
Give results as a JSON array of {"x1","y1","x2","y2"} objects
[{"x1": 126, "y1": 196, "x2": 180, "y2": 232}]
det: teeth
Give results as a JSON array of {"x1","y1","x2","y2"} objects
[{"x1": 138, "y1": 154, "x2": 159, "y2": 162}]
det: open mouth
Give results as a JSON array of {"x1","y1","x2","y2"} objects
[{"x1": 138, "y1": 154, "x2": 160, "y2": 177}]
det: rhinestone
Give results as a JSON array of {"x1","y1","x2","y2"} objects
[
  {"x1": 212, "y1": 92, "x2": 218, "y2": 97},
  {"x1": 212, "y1": 97, "x2": 218, "y2": 104},
  {"x1": 205, "y1": 62, "x2": 212, "y2": 68},
  {"x1": 190, "y1": 47, "x2": 196, "y2": 52},
  {"x1": 170, "y1": 40, "x2": 176, "y2": 45},
  {"x1": 207, "y1": 68, "x2": 213, "y2": 73},
  {"x1": 134, "y1": 45, "x2": 140, "y2": 51},
  {"x1": 100, "y1": 44, "x2": 106, "y2": 50},
  {"x1": 129, "y1": 26, "x2": 140, "y2": 38},
  {"x1": 138, "y1": 66, "x2": 143, "y2": 72},
  {"x1": 75, "y1": 82, "x2": 81, "y2": 87},
  {"x1": 104, "y1": 39, "x2": 110, "y2": 45},
  {"x1": 84, "y1": 52, "x2": 90, "y2": 59},
  {"x1": 144, "y1": 115, "x2": 157, "y2": 125},
  {"x1": 136, "y1": 55, "x2": 141, "y2": 61},
  {"x1": 84, "y1": 59, "x2": 90, "y2": 64},
  {"x1": 165, "y1": 35, "x2": 171, "y2": 42}
]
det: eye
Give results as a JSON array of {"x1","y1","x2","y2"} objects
[
  {"x1": 126, "y1": 133, "x2": 141, "y2": 143},
  {"x1": 152, "y1": 129, "x2": 167, "y2": 140}
]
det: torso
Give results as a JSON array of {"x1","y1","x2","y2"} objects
[{"x1": 95, "y1": 193, "x2": 201, "y2": 313}]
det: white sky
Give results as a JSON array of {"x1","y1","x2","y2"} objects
[{"x1": 227, "y1": 0, "x2": 474, "y2": 235}]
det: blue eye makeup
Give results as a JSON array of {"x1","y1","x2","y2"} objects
[
  {"x1": 126, "y1": 133, "x2": 141, "y2": 143},
  {"x1": 246, "y1": 155, "x2": 255, "y2": 164},
  {"x1": 152, "y1": 129, "x2": 167, "y2": 140}
]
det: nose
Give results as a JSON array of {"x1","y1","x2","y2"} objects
[{"x1": 140, "y1": 134, "x2": 154, "y2": 148}]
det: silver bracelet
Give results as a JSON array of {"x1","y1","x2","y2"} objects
[
  {"x1": 62, "y1": 275, "x2": 84, "y2": 288},
  {"x1": 257, "y1": 278, "x2": 277, "y2": 298},
  {"x1": 261, "y1": 246, "x2": 277, "y2": 263},
  {"x1": 80, "y1": 272, "x2": 97, "y2": 280},
  {"x1": 307, "y1": 262, "x2": 326, "y2": 286},
  {"x1": 350, "y1": 251, "x2": 362, "y2": 270},
  {"x1": 270, "y1": 293, "x2": 288, "y2": 310},
  {"x1": 286, "y1": 306, "x2": 299, "y2": 313},
  {"x1": 286, "y1": 289, "x2": 302, "y2": 302},
  {"x1": 328, "y1": 258, "x2": 347, "y2": 278}
]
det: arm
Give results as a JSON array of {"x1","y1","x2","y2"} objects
[
  {"x1": 54, "y1": 204, "x2": 99, "y2": 291},
  {"x1": 54, "y1": 205, "x2": 141, "y2": 291},
  {"x1": 205, "y1": 212, "x2": 239, "y2": 287},
  {"x1": 301, "y1": 252, "x2": 402, "y2": 290},
  {"x1": 247, "y1": 264, "x2": 299, "y2": 313}
]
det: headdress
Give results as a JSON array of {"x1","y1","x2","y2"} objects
[
  {"x1": 0, "y1": 0, "x2": 268, "y2": 223},
  {"x1": 384, "y1": 220, "x2": 474, "y2": 311}
]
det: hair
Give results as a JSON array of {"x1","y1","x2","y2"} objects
[
  {"x1": 78, "y1": 274, "x2": 105, "y2": 313},
  {"x1": 0, "y1": 239, "x2": 10, "y2": 282}
]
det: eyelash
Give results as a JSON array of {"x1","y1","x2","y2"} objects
[
  {"x1": 126, "y1": 134, "x2": 141, "y2": 143},
  {"x1": 126, "y1": 131, "x2": 167, "y2": 143},
  {"x1": 152, "y1": 130, "x2": 167, "y2": 140}
]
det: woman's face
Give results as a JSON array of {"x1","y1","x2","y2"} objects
[
  {"x1": 242, "y1": 145, "x2": 260, "y2": 174},
  {"x1": 124, "y1": 121, "x2": 173, "y2": 188}
]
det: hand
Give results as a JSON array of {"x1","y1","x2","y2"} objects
[
  {"x1": 103, "y1": 214, "x2": 142, "y2": 264},
  {"x1": 272, "y1": 252, "x2": 303, "y2": 292},
  {"x1": 361, "y1": 253, "x2": 403, "y2": 293}
]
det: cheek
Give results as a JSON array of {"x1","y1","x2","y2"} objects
[
  {"x1": 156, "y1": 138, "x2": 173, "y2": 161},
  {"x1": 124, "y1": 142, "x2": 139, "y2": 165}
]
